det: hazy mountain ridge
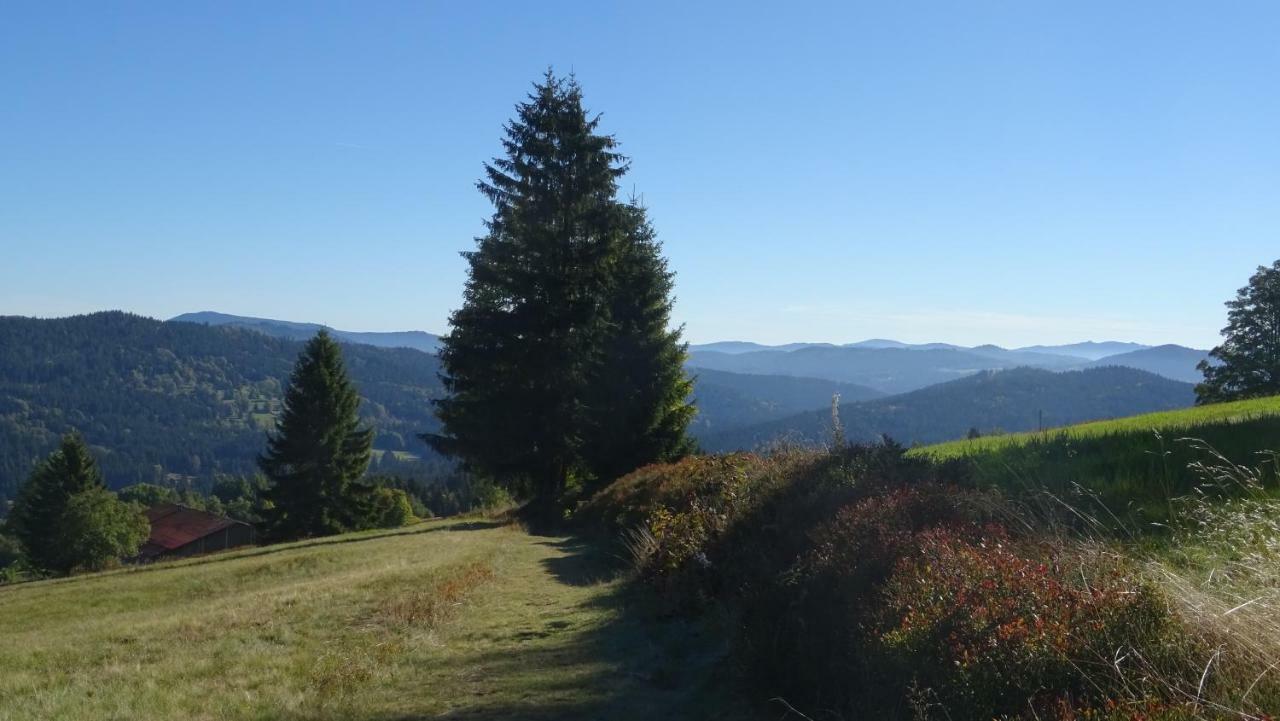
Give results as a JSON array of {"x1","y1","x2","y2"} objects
[
  {"x1": 687, "y1": 341, "x2": 1207, "y2": 394},
  {"x1": 702, "y1": 366, "x2": 1197, "y2": 452},
  {"x1": 1085, "y1": 344, "x2": 1212, "y2": 384},
  {"x1": 170, "y1": 311, "x2": 444, "y2": 354}
]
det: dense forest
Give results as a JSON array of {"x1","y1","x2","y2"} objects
[{"x1": 0, "y1": 312, "x2": 446, "y2": 506}]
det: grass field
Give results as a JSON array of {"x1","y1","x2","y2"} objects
[
  {"x1": 908, "y1": 395, "x2": 1280, "y2": 519},
  {"x1": 914, "y1": 395, "x2": 1280, "y2": 460},
  {"x1": 0, "y1": 518, "x2": 744, "y2": 721}
]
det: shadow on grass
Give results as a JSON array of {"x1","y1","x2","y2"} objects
[{"x1": 291, "y1": 530, "x2": 760, "y2": 721}]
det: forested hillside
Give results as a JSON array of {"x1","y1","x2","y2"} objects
[
  {"x1": 0, "y1": 312, "x2": 446, "y2": 505},
  {"x1": 702, "y1": 366, "x2": 1196, "y2": 451},
  {"x1": 170, "y1": 311, "x2": 443, "y2": 353},
  {"x1": 687, "y1": 368, "x2": 883, "y2": 437}
]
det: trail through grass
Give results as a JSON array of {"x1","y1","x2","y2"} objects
[{"x1": 0, "y1": 518, "x2": 745, "y2": 720}]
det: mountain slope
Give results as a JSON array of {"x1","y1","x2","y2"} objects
[
  {"x1": 689, "y1": 369, "x2": 884, "y2": 437},
  {"x1": 687, "y1": 345, "x2": 1082, "y2": 394},
  {"x1": 1085, "y1": 344, "x2": 1209, "y2": 384},
  {"x1": 0, "y1": 312, "x2": 446, "y2": 504},
  {"x1": 701, "y1": 366, "x2": 1196, "y2": 451},
  {"x1": 170, "y1": 311, "x2": 443, "y2": 354}
]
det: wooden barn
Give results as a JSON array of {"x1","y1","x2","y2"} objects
[{"x1": 138, "y1": 504, "x2": 256, "y2": 561}]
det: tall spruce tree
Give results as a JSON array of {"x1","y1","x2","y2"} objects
[
  {"x1": 582, "y1": 202, "x2": 696, "y2": 486},
  {"x1": 1197, "y1": 259, "x2": 1280, "y2": 403},
  {"x1": 428, "y1": 72, "x2": 692, "y2": 515},
  {"x1": 8, "y1": 433, "x2": 108, "y2": 574},
  {"x1": 259, "y1": 330, "x2": 374, "y2": 540}
]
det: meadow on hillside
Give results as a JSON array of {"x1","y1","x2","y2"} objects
[
  {"x1": 0, "y1": 518, "x2": 742, "y2": 721},
  {"x1": 910, "y1": 395, "x2": 1280, "y2": 519}
]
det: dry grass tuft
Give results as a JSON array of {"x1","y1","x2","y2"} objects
[{"x1": 375, "y1": 559, "x2": 496, "y2": 629}]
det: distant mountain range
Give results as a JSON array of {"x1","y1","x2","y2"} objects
[
  {"x1": 688, "y1": 339, "x2": 1151, "y2": 360},
  {"x1": 686, "y1": 342, "x2": 1208, "y2": 394},
  {"x1": 170, "y1": 311, "x2": 443, "y2": 354},
  {"x1": 700, "y1": 366, "x2": 1197, "y2": 452}
]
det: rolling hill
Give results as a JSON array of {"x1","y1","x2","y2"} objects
[
  {"x1": 1085, "y1": 344, "x2": 1210, "y2": 383},
  {"x1": 170, "y1": 311, "x2": 444, "y2": 354},
  {"x1": 701, "y1": 366, "x2": 1197, "y2": 452},
  {"x1": 687, "y1": 345, "x2": 1085, "y2": 394},
  {"x1": 910, "y1": 394, "x2": 1280, "y2": 517},
  {"x1": 0, "y1": 312, "x2": 448, "y2": 504},
  {"x1": 688, "y1": 369, "x2": 884, "y2": 437}
]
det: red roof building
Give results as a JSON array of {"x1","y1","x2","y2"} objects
[{"x1": 138, "y1": 504, "x2": 256, "y2": 560}]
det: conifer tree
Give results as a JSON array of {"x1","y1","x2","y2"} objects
[
  {"x1": 8, "y1": 433, "x2": 108, "y2": 574},
  {"x1": 259, "y1": 330, "x2": 374, "y2": 540},
  {"x1": 429, "y1": 73, "x2": 694, "y2": 515},
  {"x1": 581, "y1": 203, "x2": 695, "y2": 485},
  {"x1": 427, "y1": 72, "x2": 629, "y2": 515},
  {"x1": 1197, "y1": 259, "x2": 1280, "y2": 403}
]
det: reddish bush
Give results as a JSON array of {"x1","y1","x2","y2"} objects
[{"x1": 875, "y1": 530, "x2": 1180, "y2": 719}]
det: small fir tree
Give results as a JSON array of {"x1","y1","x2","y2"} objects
[
  {"x1": 1197, "y1": 259, "x2": 1280, "y2": 403},
  {"x1": 8, "y1": 434, "x2": 108, "y2": 574},
  {"x1": 259, "y1": 331, "x2": 374, "y2": 540}
]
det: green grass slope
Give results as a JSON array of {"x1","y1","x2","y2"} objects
[
  {"x1": 911, "y1": 395, "x2": 1280, "y2": 517},
  {"x1": 0, "y1": 518, "x2": 745, "y2": 721}
]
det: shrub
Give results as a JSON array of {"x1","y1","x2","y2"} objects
[
  {"x1": 57, "y1": 488, "x2": 150, "y2": 573},
  {"x1": 875, "y1": 531, "x2": 1184, "y2": 719},
  {"x1": 369, "y1": 487, "x2": 416, "y2": 528},
  {"x1": 740, "y1": 484, "x2": 992, "y2": 714}
]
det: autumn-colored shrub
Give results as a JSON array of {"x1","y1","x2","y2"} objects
[
  {"x1": 584, "y1": 444, "x2": 1204, "y2": 719},
  {"x1": 739, "y1": 483, "x2": 993, "y2": 713},
  {"x1": 875, "y1": 530, "x2": 1185, "y2": 719}
]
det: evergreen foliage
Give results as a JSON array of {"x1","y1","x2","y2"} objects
[
  {"x1": 259, "y1": 331, "x2": 374, "y2": 540},
  {"x1": 8, "y1": 434, "x2": 109, "y2": 574},
  {"x1": 1197, "y1": 259, "x2": 1280, "y2": 403},
  {"x1": 428, "y1": 72, "x2": 693, "y2": 512},
  {"x1": 581, "y1": 203, "x2": 696, "y2": 486}
]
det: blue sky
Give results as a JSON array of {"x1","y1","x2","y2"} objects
[{"x1": 2, "y1": 2, "x2": 1277, "y2": 348}]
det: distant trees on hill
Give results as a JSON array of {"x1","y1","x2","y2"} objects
[
  {"x1": 428, "y1": 72, "x2": 694, "y2": 519},
  {"x1": 0, "y1": 311, "x2": 446, "y2": 506},
  {"x1": 1197, "y1": 259, "x2": 1280, "y2": 403},
  {"x1": 7, "y1": 435, "x2": 147, "y2": 575}
]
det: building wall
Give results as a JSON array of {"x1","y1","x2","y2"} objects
[{"x1": 165, "y1": 523, "x2": 256, "y2": 559}]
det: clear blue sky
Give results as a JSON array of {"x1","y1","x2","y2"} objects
[{"x1": 3, "y1": 2, "x2": 1277, "y2": 348}]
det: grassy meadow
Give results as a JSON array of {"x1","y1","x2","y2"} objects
[
  {"x1": 0, "y1": 518, "x2": 743, "y2": 721},
  {"x1": 909, "y1": 395, "x2": 1280, "y2": 518}
]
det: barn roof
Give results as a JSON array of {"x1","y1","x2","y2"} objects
[{"x1": 144, "y1": 503, "x2": 246, "y2": 551}]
